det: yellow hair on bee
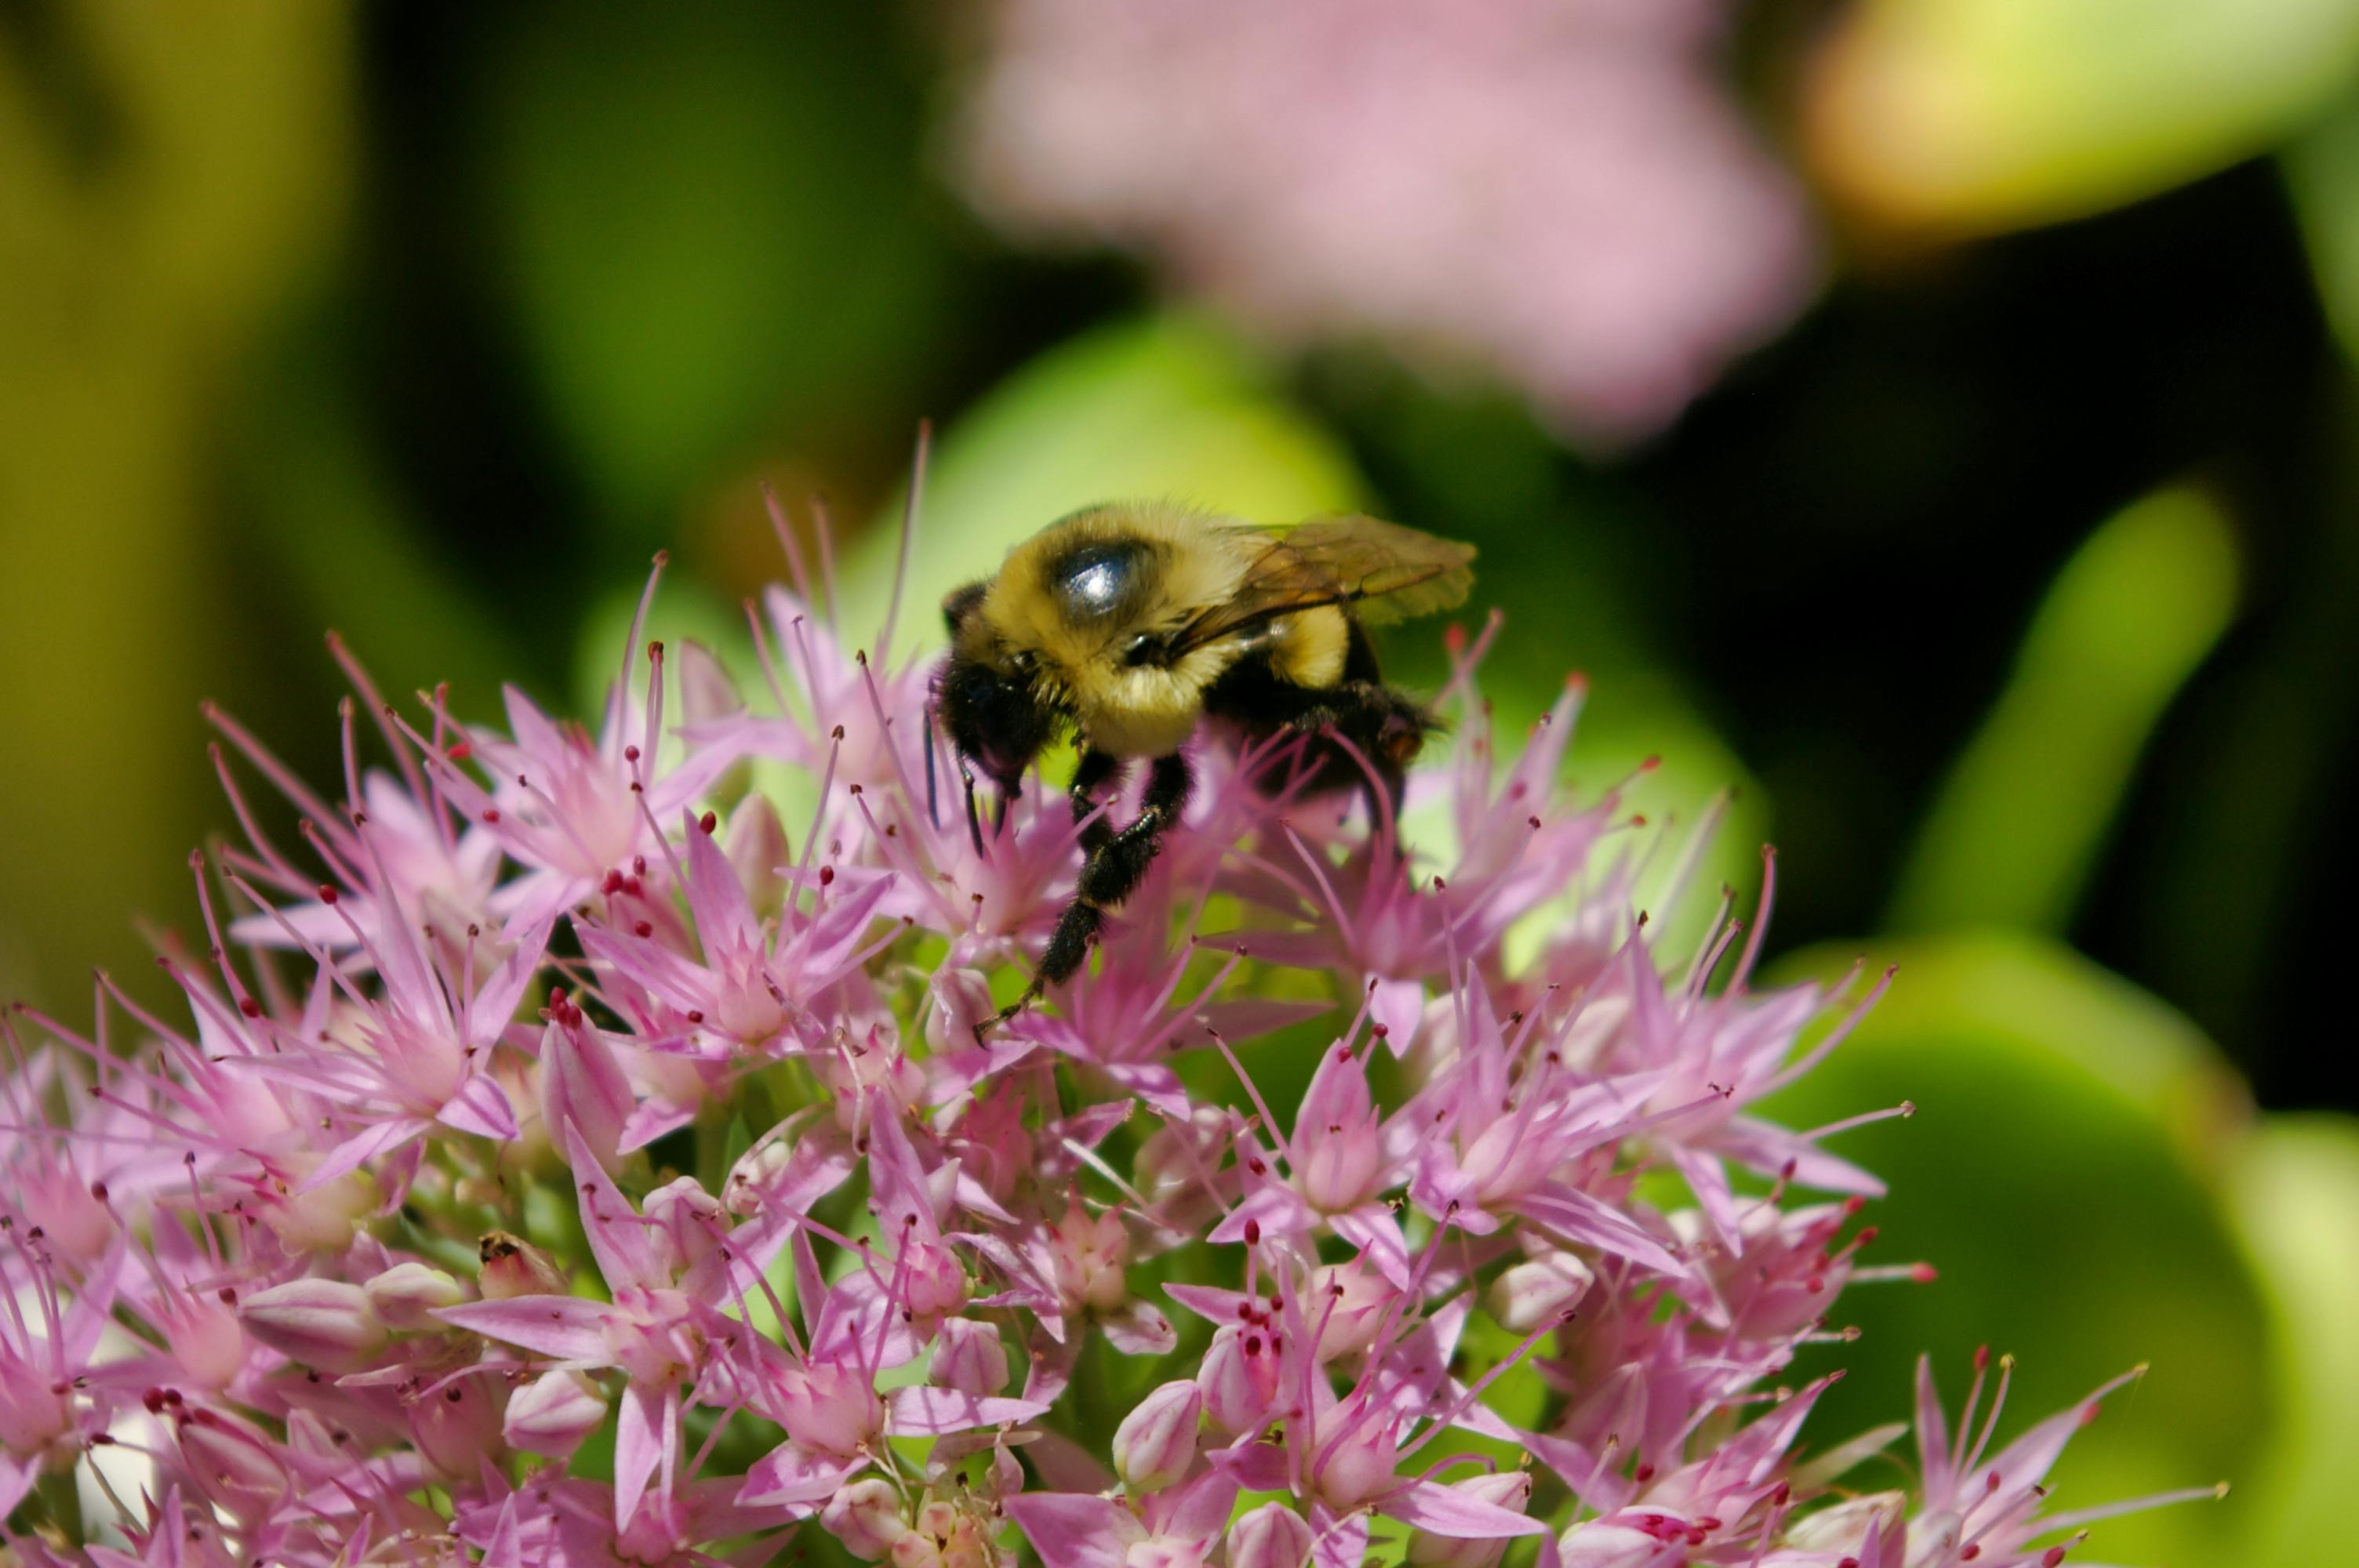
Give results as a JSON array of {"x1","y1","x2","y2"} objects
[{"x1": 972, "y1": 503, "x2": 1263, "y2": 757}]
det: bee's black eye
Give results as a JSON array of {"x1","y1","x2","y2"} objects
[{"x1": 1122, "y1": 633, "x2": 1166, "y2": 668}]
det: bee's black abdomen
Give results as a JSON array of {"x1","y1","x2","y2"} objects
[{"x1": 1203, "y1": 634, "x2": 1433, "y2": 804}]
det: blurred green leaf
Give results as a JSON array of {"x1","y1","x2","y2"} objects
[
  {"x1": 1888, "y1": 487, "x2": 2239, "y2": 935},
  {"x1": 2223, "y1": 1114, "x2": 2359, "y2": 1565},
  {"x1": 1761, "y1": 931, "x2": 2266, "y2": 1566},
  {"x1": 1808, "y1": 0, "x2": 2359, "y2": 234},
  {"x1": 476, "y1": 2, "x2": 951, "y2": 535},
  {"x1": 2285, "y1": 93, "x2": 2359, "y2": 360}
]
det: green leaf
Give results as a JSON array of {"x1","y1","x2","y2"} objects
[
  {"x1": 2221, "y1": 1114, "x2": 2359, "y2": 1565},
  {"x1": 1760, "y1": 932, "x2": 2266, "y2": 1567},
  {"x1": 1808, "y1": 0, "x2": 2359, "y2": 234},
  {"x1": 1887, "y1": 486, "x2": 2239, "y2": 935}
]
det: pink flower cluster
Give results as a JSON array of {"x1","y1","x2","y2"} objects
[
  {"x1": 2, "y1": 536, "x2": 2209, "y2": 1566},
  {"x1": 954, "y1": 0, "x2": 1817, "y2": 444}
]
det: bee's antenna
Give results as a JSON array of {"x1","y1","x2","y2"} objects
[
  {"x1": 961, "y1": 764, "x2": 987, "y2": 861},
  {"x1": 923, "y1": 702, "x2": 942, "y2": 830}
]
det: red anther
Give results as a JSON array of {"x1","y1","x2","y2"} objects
[
  {"x1": 820, "y1": 866, "x2": 835, "y2": 886},
  {"x1": 482, "y1": 808, "x2": 501, "y2": 824},
  {"x1": 1961, "y1": 1547, "x2": 1980, "y2": 1561},
  {"x1": 1371, "y1": 1023, "x2": 1390, "y2": 1039},
  {"x1": 1856, "y1": 1226, "x2": 1878, "y2": 1246},
  {"x1": 699, "y1": 811, "x2": 718, "y2": 833},
  {"x1": 1633, "y1": 1463, "x2": 1654, "y2": 1483},
  {"x1": 1805, "y1": 1276, "x2": 1824, "y2": 1294},
  {"x1": 602, "y1": 871, "x2": 625, "y2": 895},
  {"x1": 1243, "y1": 1219, "x2": 1261, "y2": 1245},
  {"x1": 2042, "y1": 1551, "x2": 2067, "y2": 1568},
  {"x1": 1911, "y1": 1263, "x2": 1939, "y2": 1283},
  {"x1": 634, "y1": 921, "x2": 652, "y2": 938},
  {"x1": 1842, "y1": 1196, "x2": 1866, "y2": 1215},
  {"x1": 238, "y1": 996, "x2": 262, "y2": 1018},
  {"x1": 446, "y1": 740, "x2": 472, "y2": 760},
  {"x1": 1974, "y1": 1344, "x2": 1991, "y2": 1371},
  {"x1": 686, "y1": 1011, "x2": 705, "y2": 1025},
  {"x1": 317, "y1": 884, "x2": 338, "y2": 905},
  {"x1": 624, "y1": 745, "x2": 641, "y2": 762},
  {"x1": 1243, "y1": 1334, "x2": 1261, "y2": 1356},
  {"x1": 143, "y1": 1388, "x2": 168, "y2": 1413}
]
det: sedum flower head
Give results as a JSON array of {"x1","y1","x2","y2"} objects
[{"x1": 0, "y1": 506, "x2": 2215, "y2": 1566}]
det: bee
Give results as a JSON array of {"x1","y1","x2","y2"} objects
[{"x1": 935, "y1": 503, "x2": 1474, "y2": 1037}]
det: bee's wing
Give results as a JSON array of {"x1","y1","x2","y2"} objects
[{"x1": 1169, "y1": 515, "x2": 1476, "y2": 655}]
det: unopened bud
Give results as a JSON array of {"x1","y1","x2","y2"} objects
[
  {"x1": 365, "y1": 1262, "x2": 465, "y2": 1330},
  {"x1": 1199, "y1": 1324, "x2": 1281, "y2": 1433},
  {"x1": 538, "y1": 1017, "x2": 633, "y2": 1175},
  {"x1": 931, "y1": 1316, "x2": 1009, "y2": 1396},
  {"x1": 1046, "y1": 1201, "x2": 1130, "y2": 1314},
  {"x1": 238, "y1": 1279, "x2": 386, "y2": 1372},
  {"x1": 1227, "y1": 1503, "x2": 1315, "y2": 1568},
  {"x1": 823, "y1": 1479, "x2": 910, "y2": 1560},
  {"x1": 1487, "y1": 1251, "x2": 1594, "y2": 1334},
  {"x1": 503, "y1": 1369, "x2": 608, "y2": 1457},
  {"x1": 1405, "y1": 1472, "x2": 1531, "y2": 1568},
  {"x1": 1112, "y1": 1379, "x2": 1201, "y2": 1492},
  {"x1": 644, "y1": 1177, "x2": 725, "y2": 1279},
  {"x1": 478, "y1": 1231, "x2": 569, "y2": 1299},
  {"x1": 411, "y1": 1376, "x2": 505, "y2": 1479},
  {"x1": 261, "y1": 1166, "x2": 378, "y2": 1254}
]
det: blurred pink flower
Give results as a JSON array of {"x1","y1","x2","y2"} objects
[{"x1": 957, "y1": 0, "x2": 1818, "y2": 441}]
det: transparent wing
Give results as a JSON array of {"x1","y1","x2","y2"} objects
[{"x1": 1169, "y1": 516, "x2": 1476, "y2": 655}]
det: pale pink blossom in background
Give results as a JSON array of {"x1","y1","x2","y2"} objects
[{"x1": 956, "y1": 0, "x2": 1819, "y2": 441}]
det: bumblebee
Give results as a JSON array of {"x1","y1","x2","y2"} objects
[{"x1": 936, "y1": 503, "x2": 1474, "y2": 1036}]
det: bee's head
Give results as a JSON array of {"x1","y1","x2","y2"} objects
[{"x1": 935, "y1": 644, "x2": 1058, "y2": 794}]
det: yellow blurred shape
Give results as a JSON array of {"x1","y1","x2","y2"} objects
[
  {"x1": 1807, "y1": 0, "x2": 2359, "y2": 235},
  {"x1": 2226, "y1": 1116, "x2": 2359, "y2": 1565},
  {"x1": 0, "y1": 4, "x2": 351, "y2": 1001}
]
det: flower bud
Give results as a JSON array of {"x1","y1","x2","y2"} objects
[
  {"x1": 823, "y1": 1478, "x2": 911, "y2": 1560},
  {"x1": 365, "y1": 1262, "x2": 466, "y2": 1331},
  {"x1": 411, "y1": 1376, "x2": 506, "y2": 1479},
  {"x1": 931, "y1": 1316, "x2": 1009, "y2": 1396},
  {"x1": 1486, "y1": 1251, "x2": 1594, "y2": 1334},
  {"x1": 1555, "y1": 1523, "x2": 1659, "y2": 1568},
  {"x1": 1405, "y1": 1472, "x2": 1531, "y2": 1568},
  {"x1": 503, "y1": 1370, "x2": 608, "y2": 1457},
  {"x1": 1310, "y1": 1403, "x2": 1399, "y2": 1511},
  {"x1": 1227, "y1": 1504, "x2": 1315, "y2": 1568},
  {"x1": 1111, "y1": 1379, "x2": 1201, "y2": 1492},
  {"x1": 644, "y1": 1176, "x2": 725, "y2": 1279},
  {"x1": 538, "y1": 1013, "x2": 634, "y2": 1175},
  {"x1": 725, "y1": 795, "x2": 792, "y2": 917},
  {"x1": 1199, "y1": 1324, "x2": 1281, "y2": 1433},
  {"x1": 478, "y1": 1231, "x2": 569, "y2": 1299},
  {"x1": 774, "y1": 1359, "x2": 885, "y2": 1457},
  {"x1": 238, "y1": 1279, "x2": 386, "y2": 1372}
]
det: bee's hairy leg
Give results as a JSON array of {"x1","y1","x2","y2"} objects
[
  {"x1": 1070, "y1": 745, "x2": 1126, "y2": 855},
  {"x1": 1077, "y1": 752, "x2": 1191, "y2": 909},
  {"x1": 978, "y1": 753, "x2": 1189, "y2": 1045}
]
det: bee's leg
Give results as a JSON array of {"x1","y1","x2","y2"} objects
[
  {"x1": 1077, "y1": 752, "x2": 1191, "y2": 909},
  {"x1": 1070, "y1": 745, "x2": 1126, "y2": 853},
  {"x1": 976, "y1": 752, "x2": 1190, "y2": 1044}
]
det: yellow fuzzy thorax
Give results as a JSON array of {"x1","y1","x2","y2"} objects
[{"x1": 965, "y1": 503, "x2": 1350, "y2": 759}]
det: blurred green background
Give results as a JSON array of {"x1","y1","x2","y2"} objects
[{"x1": 4, "y1": 3, "x2": 2357, "y2": 1563}]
